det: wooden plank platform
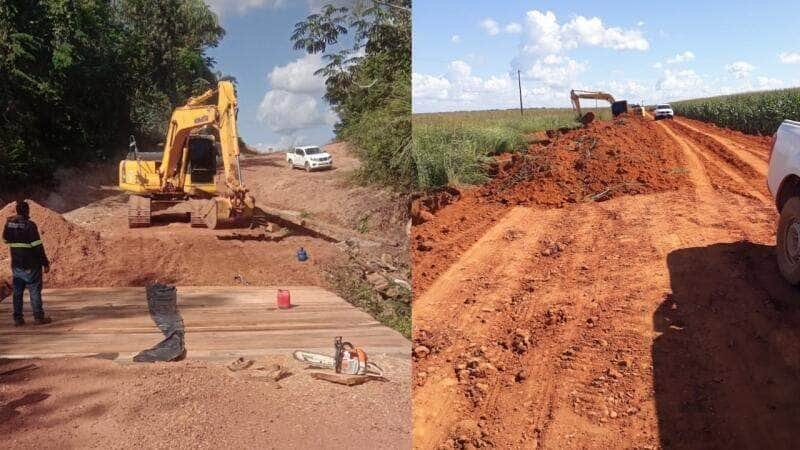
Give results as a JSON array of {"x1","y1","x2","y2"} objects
[{"x1": 0, "y1": 286, "x2": 410, "y2": 361}]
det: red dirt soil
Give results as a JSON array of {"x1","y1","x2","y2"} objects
[
  {"x1": 411, "y1": 114, "x2": 795, "y2": 449},
  {"x1": 0, "y1": 200, "x2": 340, "y2": 288},
  {"x1": 0, "y1": 355, "x2": 411, "y2": 448},
  {"x1": 413, "y1": 114, "x2": 688, "y2": 293}
]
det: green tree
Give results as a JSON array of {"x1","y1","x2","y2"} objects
[{"x1": 0, "y1": 0, "x2": 225, "y2": 191}]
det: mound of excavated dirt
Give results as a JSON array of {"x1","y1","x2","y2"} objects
[
  {"x1": 0, "y1": 201, "x2": 105, "y2": 285},
  {"x1": 484, "y1": 114, "x2": 686, "y2": 206}
]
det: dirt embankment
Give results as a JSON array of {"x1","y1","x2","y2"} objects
[
  {"x1": 411, "y1": 113, "x2": 793, "y2": 449},
  {"x1": 412, "y1": 114, "x2": 688, "y2": 293}
]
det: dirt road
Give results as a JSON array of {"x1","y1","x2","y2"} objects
[{"x1": 412, "y1": 116, "x2": 800, "y2": 449}]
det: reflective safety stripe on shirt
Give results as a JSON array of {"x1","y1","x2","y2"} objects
[{"x1": 3, "y1": 240, "x2": 42, "y2": 248}]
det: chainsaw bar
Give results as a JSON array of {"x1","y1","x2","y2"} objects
[{"x1": 293, "y1": 350, "x2": 384, "y2": 377}]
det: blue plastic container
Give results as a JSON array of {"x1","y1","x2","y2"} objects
[{"x1": 297, "y1": 247, "x2": 308, "y2": 262}]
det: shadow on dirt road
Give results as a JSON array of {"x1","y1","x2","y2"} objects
[{"x1": 656, "y1": 241, "x2": 800, "y2": 449}]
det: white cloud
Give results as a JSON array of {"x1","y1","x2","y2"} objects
[
  {"x1": 451, "y1": 34, "x2": 461, "y2": 44},
  {"x1": 653, "y1": 69, "x2": 720, "y2": 101},
  {"x1": 256, "y1": 53, "x2": 339, "y2": 147},
  {"x1": 779, "y1": 52, "x2": 800, "y2": 64},
  {"x1": 268, "y1": 53, "x2": 326, "y2": 93},
  {"x1": 652, "y1": 62, "x2": 663, "y2": 69},
  {"x1": 205, "y1": 0, "x2": 287, "y2": 15},
  {"x1": 257, "y1": 90, "x2": 336, "y2": 133},
  {"x1": 637, "y1": 21, "x2": 645, "y2": 27},
  {"x1": 480, "y1": 18, "x2": 500, "y2": 36},
  {"x1": 412, "y1": 73, "x2": 451, "y2": 101},
  {"x1": 725, "y1": 61, "x2": 755, "y2": 79},
  {"x1": 666, "y1": 50, "x2": 695, "y2": 64},
  {"x1": 523, "y1": 54, "x2": 587, "y2": 87},
  {"x1": 305, "y1": 0, "x2": 354, "y2": 14},
  {"x1": 519, "y1": 10, "x2": 649, "y2": 55},
  {"x1": 757, "y1": 76, "x2": 784, "y2": 89},
  {"x1": 207, "y1": 0, "x2": 354, "y2": 16},
  {"x1": 448, "y1": 60, "x2": 472, "y2": 79},
  {"x1": 413, "y1": 58, "x2": 577, "y2": 113},
  {"x1": 504, "y1": 22, "x2": 522, "y2": 34}
]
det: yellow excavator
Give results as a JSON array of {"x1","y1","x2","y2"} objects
[
  {"x1": 569, "y1": 89, "x2": 628, "y2": 124},
  {"x1": 119, "y1": 79, "x2": 255, "y2": 229}
]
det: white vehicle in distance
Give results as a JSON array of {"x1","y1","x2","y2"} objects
[
  {"x1": 653, "y1": 103, "x2": 674, "y2": 120},
  {"x1": 767, "y1": 119, "x2": 800, "y2": 284},
  {"x1": 287, "y1": 145, "x2": 333, "y2": 172}
]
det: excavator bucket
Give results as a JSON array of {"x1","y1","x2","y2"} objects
[{"x1": 193, "y1": 196, "x2": 255, "y2": 229}]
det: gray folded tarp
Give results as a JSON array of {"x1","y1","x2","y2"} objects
[{"x1": 133, "y1": 284, "x2": 186, "y2": 363}]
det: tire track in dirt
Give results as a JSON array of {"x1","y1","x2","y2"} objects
[
  {"x1": 674, "y1": 118, "x2": 769, "y2": 176},
  {"x1": 475, "y1": 207, "x2": 603, "y2": 448},
  {"x1": 413, "y1": 206, "x2": 569, "y2": 448},
  {"x1": 675, "y1": 117, "x2": 772, "y2": 162},
  {"x1": 652, "y1": 121, "x2": 714, "y2": 195},
  {"x1": 655, "y1": 120, "x2": 770, "y2": 204}
]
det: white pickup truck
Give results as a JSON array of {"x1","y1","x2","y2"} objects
[
  {"x1": 767, "y1": 119, "x2": 800, "y2": 283},
  {"x1": 287, "y1": 146, "x2": 333, "y2": 171},
  {"x1": 653, "y1": 103, "x2": 674, "y2": 120}
]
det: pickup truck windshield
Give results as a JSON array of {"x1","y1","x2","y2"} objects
[
  {"x1": 656, "y1": 104, "x2": 670, "y2": 110},
  {"x1": 304, "y1": 147, "x2": 321, "y2": 155}
]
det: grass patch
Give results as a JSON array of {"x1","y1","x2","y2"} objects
[
  {"x1": 325, "y1": 263, "x2": 411, "y2": 339},
  {"x1": 411, "y1": 107, "x2": 610, "y2": 190}
]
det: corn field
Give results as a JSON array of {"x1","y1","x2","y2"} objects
[{"x1": 671, "y1": 87, "x2": 800, "y2": 135}]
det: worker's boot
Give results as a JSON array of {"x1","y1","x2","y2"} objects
[
  {"x1": 13, "y1": 317, "x2": 25, "y2": 327},
  {"x1": 33, "y1": 316, "x2": 52, "y2": 325}
]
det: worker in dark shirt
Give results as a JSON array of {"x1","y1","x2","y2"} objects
[{"x1": 2, "y1": 201, "x2": 52, "y2": 326}]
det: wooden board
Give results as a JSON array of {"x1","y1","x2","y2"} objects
[{"x1": 0, "y1": 286, "x2": 409, "y2": 361}]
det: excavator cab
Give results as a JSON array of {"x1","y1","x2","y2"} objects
[{"x1": 187, "y1": 136, "x2": 217, "y2": 186}]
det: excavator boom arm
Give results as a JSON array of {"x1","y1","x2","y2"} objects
[
  {"x1": 570, "y1": 89, "x2": 616, "y2": 117},
  {"x1": 215, "y1": 80, "x2": 245, "y2": 194}
]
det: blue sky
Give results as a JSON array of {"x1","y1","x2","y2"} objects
[
  {"x1": 413, "y1": 0, "x2": 800, "y2": 113},
  {"x1": 205, "y1": 0, "x2": 338, "y2": 151}
]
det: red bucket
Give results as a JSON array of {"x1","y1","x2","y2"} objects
[{"x1": 277, "y1": 289, "x2": 291, "y2": 309}]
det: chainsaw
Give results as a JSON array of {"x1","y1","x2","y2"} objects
[{"x1": 293, "y1": 336, "x2": 384, "y2": 377}]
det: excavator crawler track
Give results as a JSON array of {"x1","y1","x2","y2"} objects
[{"x1": 128, "y1": 195, "x2": 152, "y2": 228}]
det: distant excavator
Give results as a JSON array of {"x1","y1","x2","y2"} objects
[
  {"x1": 569, "y1": 89, "x2": 629, "y2": 124},
  {"x1": 119, "y1": 79, "x2": 255, "y2": 229}
]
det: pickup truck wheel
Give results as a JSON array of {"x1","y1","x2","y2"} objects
[{"x1": 777, "y1": 197, "x2": 800, "y2": 284}]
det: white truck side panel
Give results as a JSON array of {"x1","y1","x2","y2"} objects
[{"x1": 768, "y1": 120, "x2": 800, "y2": 201}]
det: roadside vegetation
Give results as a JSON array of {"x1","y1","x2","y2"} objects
[
  {"x1": 0, "y1": 0, "x2": 224, "y2": 191},
  {"x1": 672, "y1": 87, "x2": 800, "y2": 135},
  {"x1": 325, "y1": 263, "x2": 411, "y2": 338},
  {"x1": 411, "y1": 108, "x2": 603, "y2": 190},
  {"x1": 290, "y1": 1, "x2": 411, "y2": 190}
]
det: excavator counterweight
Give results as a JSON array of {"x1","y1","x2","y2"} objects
[{"x1": 118, "y1": 80, "x2": 255, "y2": 229}]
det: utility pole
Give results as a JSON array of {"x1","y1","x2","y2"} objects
[{"x1": 517, "y1": 70, "x2": 523, "y2": 116}]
